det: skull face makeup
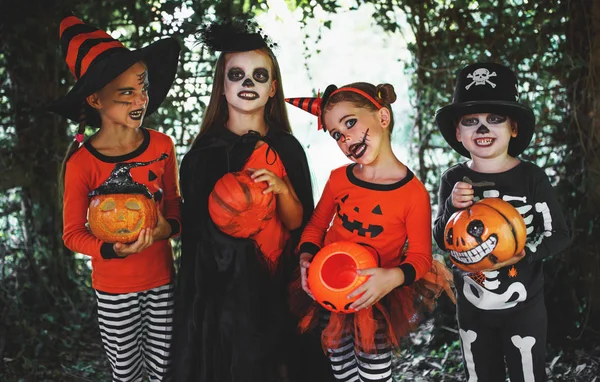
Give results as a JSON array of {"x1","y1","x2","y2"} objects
[
  {"x1": 224, "y1": 50, "x2": 276, "y2": 115},
  {"x1": 435, "y1": 63, "x2": 535, "y2": 158},
  {"x1": 456, "y1": 113, "x2": 517, "y2": 160}
]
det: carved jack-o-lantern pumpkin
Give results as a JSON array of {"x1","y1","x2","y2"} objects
[
  {"x1": 88, "y1": 194, "x2": 157, "y2": 243},
  {"x1": 444, "y1": 198, "x2": 527, "y2": 272},
  {"x1": 308, "y1": 241, "x2": 378, "y2": 313},
  {"x1": 337, "y1": 194, "x2": 384, "y2": 238},
  {"x1": 87, "y1": 155, "x2": 166, "y2": 244},
  {"x1": 208, "y1": 170, "x2": 275, "y2": 238}
]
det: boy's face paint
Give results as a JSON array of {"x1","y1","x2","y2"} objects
[
  {"x1": 323, "y1": 101, "x2": 386, "y2": 164},
  {"x1": 456, "y1": 113, "x2": 517, "y2": 159},
  {"x1": 223, "y1": 50, "x2": 276, "y2": 114},
  {"x1": 92, "y1": 61, "x2": 149, "y2": 128}
]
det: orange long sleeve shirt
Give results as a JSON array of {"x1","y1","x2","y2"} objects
[
  {"x1": 299, "y1": 164, "x2": 432, "y2": 285},
  {"x1": 63, "y1": 128, "x2": 181, "y2": 293}
]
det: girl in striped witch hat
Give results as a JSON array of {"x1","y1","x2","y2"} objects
[{"x1": 50, "y1": 14, "x2": 181, "y2": 381}]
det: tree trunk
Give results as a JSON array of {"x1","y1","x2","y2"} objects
[
  {"x1": 558, "y1": 0, "x2": 600, "y2": 340},
  {"x1": 2, "y1": 0, "x2": 76, "y2": 304}
]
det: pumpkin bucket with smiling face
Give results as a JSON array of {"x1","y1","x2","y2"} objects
[
  {"x1": 308, "y1": 241, "x2": 378, "y2": 314},
  {"x1": 88, "y1": 194, "x2": 157, "y2": 243},
  {"x1": 208, "y1": 170, "x2": 275, "y2": 238},
  {"x1": 87, "y1": 155, "x2": 165, "y2": 244},
  {"x1": 444, "y1": 197, "x2": 527, "y2": 272}
]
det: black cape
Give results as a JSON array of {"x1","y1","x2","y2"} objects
[{"x1": 172, "y1": 127, "x2": 333, "y2": 382}]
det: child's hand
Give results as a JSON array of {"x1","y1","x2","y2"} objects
[
  {"x1": 299, "y1": 252, "x2": 315, "y2": 299},
  {"x1": 152, "y1": 208, "x2": 172, "y2": 241},
  {"x1": 113, "y1": 228, "x2": 154, "y2": 257},
  {"x1": 451, "y1": 181, "x2": 474, "y2": 209},
  {"x1": 248, "y1": 168, "x2": 288, "y2": 195},
  {"x1": 347, "y1": 267, "x2": 405, "y2": 311},
  {"x1": 486, "y1": 249, "x2": 526, "y2": 271}
]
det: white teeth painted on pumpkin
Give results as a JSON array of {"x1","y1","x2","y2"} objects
[{"x1": 450, "y1": 235, "x2": 498, "y2": 264}]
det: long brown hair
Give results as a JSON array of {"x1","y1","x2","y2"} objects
[
  {"x1": 323, "y1": 82, "x2": 397, "y2": 136},
  {"x1": 59, "y1": 103, "x2": 87, "y2": 201},
  {"x1": 192, "y1": 46, "x2": 291, "y2": 147}
]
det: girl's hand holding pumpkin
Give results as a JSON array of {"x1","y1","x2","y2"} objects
[
  {"x1": 299, "y1": 252, "x2": 315, "y2": 299},
  {"x1": 248, "y1": 168, "x2": 288, "y2": 195},
  {"x1": 112, "y1": 208, "x2": 170, "y2": 258},
  {"x1": 348, "y1": 267, "x2": 405, "y2": 311},
  {"x1": 152, "y1": 207, "x2": 172, "y2": 241},
  {"x1": 451, "y1": 181, "x2": 474, "y2": 209},
  {"x1": 113, "y1": 228, "x2": 154, "y2": 257}
]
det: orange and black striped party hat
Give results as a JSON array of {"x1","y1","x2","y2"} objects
[
  {"x1": 285, "y1": 95, "x2": 324, "y2": 130},
  {"x1": 285, "y1": 85, "x2": 340, "y2": 131},
  {"x1": 48, "y1": 14, "x2": 180, "y2": 128}
]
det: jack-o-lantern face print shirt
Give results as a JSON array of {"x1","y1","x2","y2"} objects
[
  {"x1": 299, "y1": 163, "x2": 433, "y2": 285},
  {"x1": 62, "y1": 128, "x2": 182, "y2": 294}
]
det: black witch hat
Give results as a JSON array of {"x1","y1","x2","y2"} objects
[
  {"x1": 88, "y1": 154, "x2": 167, "y2": 199},
  {"x1": 435, "y1": 62, "x2": 535, "y2": 158},
  {"x1": 48, "y1": 15, "x2": 180, "y2": 128}
]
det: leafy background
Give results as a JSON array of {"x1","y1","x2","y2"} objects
[{"x1": 0, "y1": 0, "x2": 598, "y2": 380}]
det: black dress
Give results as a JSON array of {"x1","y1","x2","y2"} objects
[{"x1": 171, "y1": 127, "x2": 334, "y2": 382}]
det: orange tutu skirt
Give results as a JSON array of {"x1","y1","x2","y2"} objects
[{"x1": 290, "y1": 257, "x2": 455, "y2": 353}]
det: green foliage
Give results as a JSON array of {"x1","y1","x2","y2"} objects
[
  {"x1": 1, "y1": 0, "x2": 599, "y2": 378},
  {"x1": 0, "y1": 0, "x2": 264, "y2": 379},
  {"x1": 295, "y1": 0, "x2": 599, "y2": 348}
]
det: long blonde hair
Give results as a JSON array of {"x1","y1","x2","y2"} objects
[{"x1": 192, "y1": 47, "x2": 291, "y2": 147}]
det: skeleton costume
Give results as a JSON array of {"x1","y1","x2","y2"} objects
[{"x1": 434, "y1": 63, "x2": 570, "y2": 382}]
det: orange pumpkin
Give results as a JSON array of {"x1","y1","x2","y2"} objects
[
  {"x1": 88, "y1": 194, "x2": 157, "y2": 243},
  {"x1": 208, "y1": 170, "x2": 275, "y2": 238},
  {"x1": 444, "y1": 198, "x2": 527, "y2": 272},
  {"x1": 308, "y1": 241, "x2": 378, "y2": 313}
]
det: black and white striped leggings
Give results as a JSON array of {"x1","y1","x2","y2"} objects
[
  {"x1": 322, "y1": 312, "x2": 393, "y2": 381},
  {"x1": 328, "y1": 333, "x2": 393, "y2": 382},
  {"x1": 95, "y1": 283, "x2": 174, "y2": 382}
]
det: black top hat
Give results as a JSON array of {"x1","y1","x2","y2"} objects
[
  {"x1": 435, "y1": 62, "x2": 535, "y2": 158},
  {"x1": 48, "y1": 15, "x2": 180, "y2": 128}
]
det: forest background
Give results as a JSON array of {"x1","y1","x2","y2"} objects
[{"x1": 0, "y1": 0, "x2": 598, "y2": 380}]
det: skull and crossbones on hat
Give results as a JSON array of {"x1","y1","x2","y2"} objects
[{"x1": 465, "y1": 68, "x2": 497, "y2": 90}]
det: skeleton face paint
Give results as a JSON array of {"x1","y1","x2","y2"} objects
[
  {"x1": 456, "y1": 113, "x2": 516, "y2": 160},
  {"x1": 224, "y1": 50, "x2": 276, "y2": 114},
  {"x1": 92, "y1": 61, "x2": 149, "y2": 128}
]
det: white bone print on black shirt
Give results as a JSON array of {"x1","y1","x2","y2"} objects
[{"x1": 480, "y1": 189, "x2": 552, "y2": 253}]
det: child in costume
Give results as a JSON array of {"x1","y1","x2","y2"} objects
[
  {"x1": 433, "y1": 62, "x2": 570, "y2": 382},
  {"x1": 289, "y1": 82, "x2": 453, "y2": 382},
  {"x1": 50, "y1": 15, "x2": 181, "y2": 381},
  {"x1": 171, "y1": 19, "x2": 332, "y2": 382}
]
